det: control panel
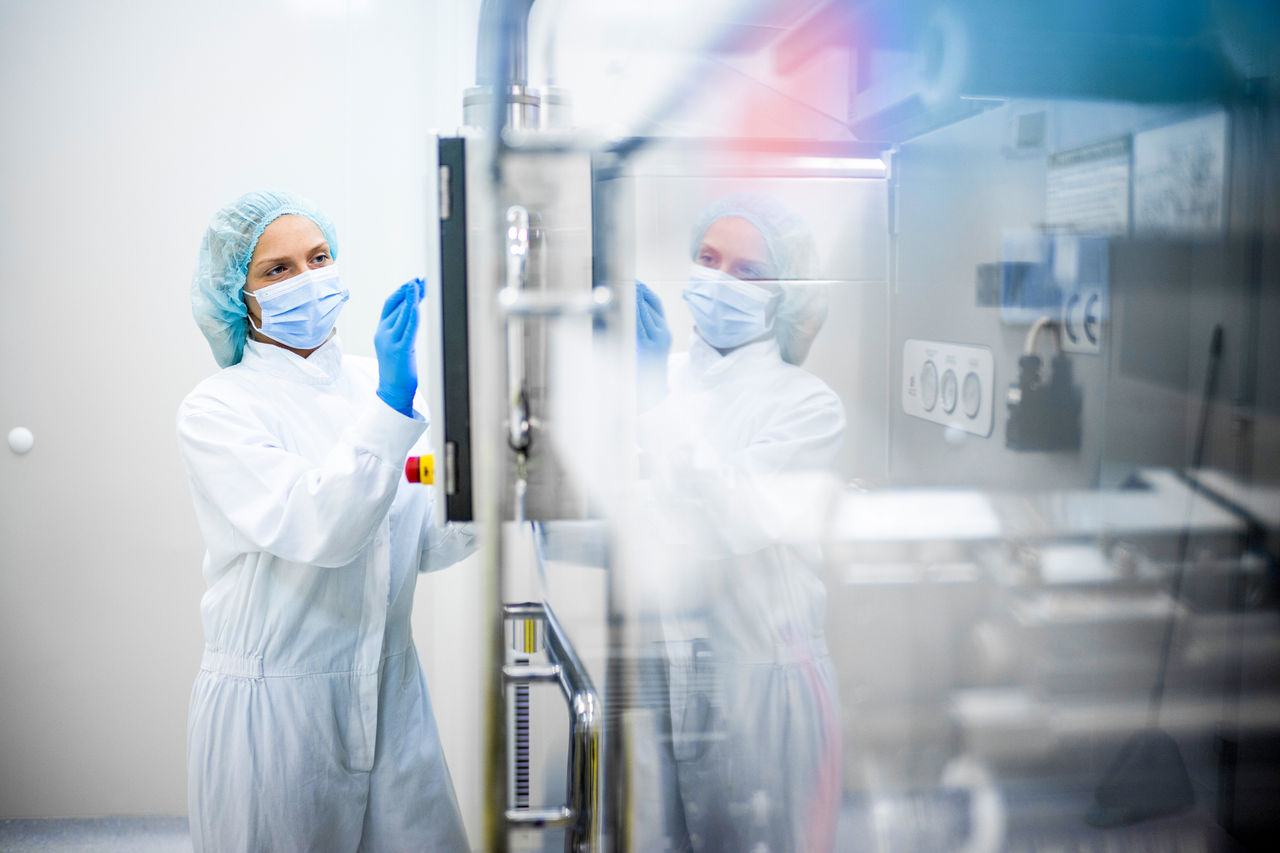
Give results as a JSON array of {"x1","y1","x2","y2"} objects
[{"x1": 902, "y1": 339, "x2": 995, "y2": 437}]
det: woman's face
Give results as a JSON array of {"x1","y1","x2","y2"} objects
[
  {"x1": 244, "y1": 214, "x2": 333, "y2": 337},
  {"x1": 694, "y1": 216, "x2": 774, "y2": 282}
]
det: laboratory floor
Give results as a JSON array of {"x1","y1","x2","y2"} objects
[
  {"x1": 0, "y1": 803, "x2": 1260, "y2": 852},
  {"x1": 833, "y1": 784, "x2": 1249, "y2": 853},
  {"x1": 0, "y1": 816, "x2": 191, "y2": 852}
]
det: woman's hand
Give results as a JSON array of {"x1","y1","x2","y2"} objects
[
  {"x1": 375, "y1": 278, "x2": 424, "y2": 416},
  {"x1": 637, "y1": 281, "x2": 672, "y2": 360},
  {"x1": 637, "y1": 281, "x2": 671, "y2": 409}
]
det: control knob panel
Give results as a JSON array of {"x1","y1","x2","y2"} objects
[{"x1": 902, "y1": 339, "x2": 995, "y2": 437}]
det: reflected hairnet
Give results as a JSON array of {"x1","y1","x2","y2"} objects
[
  {"x1": 690, "y1": 193, "x2": 826, "y2": 365},
  {"x1": 191, "y1": 190, "x2": 339, "y2": 367},
  {"x1": 775, "y1": 281, "x2": 828, "y2": 366}
]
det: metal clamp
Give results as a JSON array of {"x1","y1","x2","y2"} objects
[{"x1": 503, "y1": 601, "x2": 601, "y2": 852}]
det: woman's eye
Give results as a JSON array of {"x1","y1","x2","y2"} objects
[
  {"x1": 312, "y1": 253, "x2": 330, "y2": 264},
  {"x1": 268, "y1": 265, "x2": 287, "y2": 276}
]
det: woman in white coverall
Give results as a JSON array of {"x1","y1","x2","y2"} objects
[
  {"x1": 637, "y1": 194, "x2": 846, "y2": 852},
  {"x1": 178, "y1": 190, "x2": 471, "y2": 851}
]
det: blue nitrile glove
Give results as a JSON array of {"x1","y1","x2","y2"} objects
[
  {"x1": 636, "y1": 281, "x2": 671, "y2": 409},
  {"x1": 637, "y1": 281, "x2": 672, "y2": 359},
  {"x1": 375, "y1": 278, "x2": 424, "y2": 416}
]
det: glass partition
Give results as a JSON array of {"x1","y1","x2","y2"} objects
[{"x1": 469, "y1": 2, "x2": 1280, "y2": 850}]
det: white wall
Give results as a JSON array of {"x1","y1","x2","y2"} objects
[{"x1": 0, "y1": 0, "x2": 487, "y2": 841}]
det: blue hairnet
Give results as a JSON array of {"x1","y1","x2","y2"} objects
[
  {"x1": 690, "y1": 193, "x2": 827, "y2": 365},
  {"x1": 191, "y1": 190, "x2": 340, "y2": 367}
]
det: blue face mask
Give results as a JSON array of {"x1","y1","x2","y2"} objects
[
  {"x1": 244, "y1": 264, "x2": 349, "y2": 349},
  {"x1": 681, "y1": 263, "x2": 780, "y2": 350}
]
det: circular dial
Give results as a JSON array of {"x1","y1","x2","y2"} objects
[
  {"x1": 920, "y1": 360, "x2": 939, "y2": 411},
  {"x1": 963, "y1": 371, "x2": 982, "y2": 419},
  {"x1": 941, "y1": 369, "x2": 958, "y2": 414}
]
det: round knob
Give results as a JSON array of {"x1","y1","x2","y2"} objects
[
  {"x1": 8, "y1": 427, "x2": 33, "y2": 454},
  {"x1": 921, "y1": 361, "x2": 939, "y2": 411},
  {"x1": 941, "y1": 369, "x2": 958, "y2": 414},
  {"x1": 963, "y1": 371, "x2": 982, "y2": 419}
]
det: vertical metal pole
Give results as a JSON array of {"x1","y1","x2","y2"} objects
[
  {"x1": 591, "y1": 159, "x2": 637, "y2": 852},
  {"x1": 481, "y1": 537, "x2": 508, "y2": 853},
  {"x1": 473, "y1": 151, "x2": 511, "y2": 853},
  {"x1": 474, "y1": 3, "x2": 532, "y2": 844}
]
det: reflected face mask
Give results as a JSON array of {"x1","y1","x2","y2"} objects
[
  {"x1": 681, "y1": 263, "x2": 780, "y2": 349},
  {"x1": 244, "y1": 264, "x2": 349, "y2": 349}
]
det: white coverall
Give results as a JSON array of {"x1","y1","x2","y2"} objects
[
  {"x1": 176, "y1": 337, "x2": 471, "y2": 852},
  {"x1": 639, "y1": 335, "x2": 847, "y2": 853}
]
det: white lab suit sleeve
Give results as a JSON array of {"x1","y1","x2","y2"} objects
[
  {"x1": 727, "y1": 387, "x2": 845, "y2": 477},
  {"x1": 651, "y1": 387, "x2": 845, "y2": 557},
  {"x1": 178, "y1": 398, "x2": 426, "y2": 567},
  {"x1": 419, "y1": 521, "x2": 478, "y2": 572}
]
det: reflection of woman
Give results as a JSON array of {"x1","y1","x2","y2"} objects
[
  {"x1": 640, "y1": 194, "x2": 846, "y2": 852},
  {"x1": 178, "y1": 191, "x2": 470, "y2": 851}
]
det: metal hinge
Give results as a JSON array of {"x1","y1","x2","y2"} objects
[
  {"x1": 445, "y1": 440, "x2": 458, "y2": 495},
  {"x1": 439, "y1": 164, "x2": 451, "y2": 221}
]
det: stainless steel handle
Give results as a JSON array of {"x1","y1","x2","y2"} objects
[
  {"x1": 503, "y1": 601, "x2": 601, "y2": 852},
  {"x1": 503, "y1": 663, "x2": 561, "y2": 683},
  {"x1": 504, "y1": 204, "x2": 529, "y2": 292},
  {"x1": 497, "y1": 286, "x2": 613, "y2": 317},
  {"x1": 504, "y1": 204, "x2": 531, "y2": 453},
  {"x1": 505, "y1": 807, "x2": 574, "y2": 828}
]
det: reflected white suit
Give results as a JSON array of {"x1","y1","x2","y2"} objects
[
  {"x1": 640, "y1": 335, "x2": 846, "y2": 853},
  {"x1": 176, "y1": 337, "x2": 471, "y2": 852}
]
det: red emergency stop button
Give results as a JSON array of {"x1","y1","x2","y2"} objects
[{"x1": 405, "y1": 455, "x2": 434, "y2": 485}]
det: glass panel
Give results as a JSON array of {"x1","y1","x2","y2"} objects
[
  {"x1": 584, "y1": 9, "x2": 1274, "y2": 853},
  {"x1": 477, "y1": 2, "x2": 1280, "y2": 849}
]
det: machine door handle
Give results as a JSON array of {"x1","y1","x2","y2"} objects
[
  {"x1": 503, "y1": 601, "x2": 601, "y2": 852},
  {"x1": 503, "y1": 205, "x2": 532, "y2": 453}
]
